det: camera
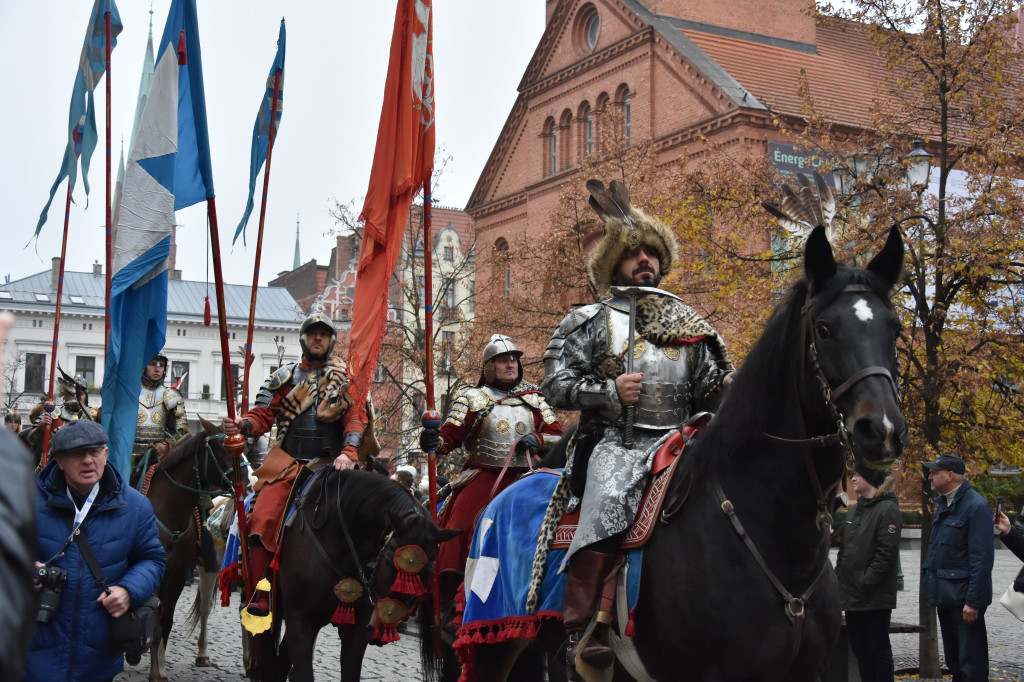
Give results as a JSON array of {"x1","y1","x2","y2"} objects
[{"x1": 35, "y1": 565, "x2": 68, "y2": 625}]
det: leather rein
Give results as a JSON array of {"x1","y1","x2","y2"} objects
[{"x1": 714, "y1": 284, "x2": 900, "y2": 661}]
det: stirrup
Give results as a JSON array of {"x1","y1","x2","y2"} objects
[{"x1": 241, "y1": 578, "x2": 273, "y2": 635}]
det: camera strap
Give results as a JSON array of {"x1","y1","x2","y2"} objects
[{"x1": 63, "y1": 518, "x2": 108, "y2": 591}]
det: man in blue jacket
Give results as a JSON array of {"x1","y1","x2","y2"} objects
[
  {"x1": 922, "y1": 454, "x2": 993, "y2": 682},
  {"x1": 26, "y1": 420, "x2": 165, "y2": 682}
]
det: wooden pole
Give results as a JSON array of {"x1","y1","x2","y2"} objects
[
  {"x1": 240, "y1": 68, "x2": 282, "y2": 413},
  {"x1": 207, "y1": 197, "x2": 255, "y2": 597}
]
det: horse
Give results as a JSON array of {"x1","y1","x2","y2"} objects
[
  {"x1": 250, "y1": 467, "x2": 462, "y2": 682},
  {"x1": 143, "y1": 417, "x2": 237, "y2": 682},
  {"x1": 468, "y1": 224, "x2": 907, "y2": 681}
]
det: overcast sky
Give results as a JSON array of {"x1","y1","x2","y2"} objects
[{"x1": 1, "y1": 1, "x2": 544, "y2": 289}]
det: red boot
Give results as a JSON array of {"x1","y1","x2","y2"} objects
[{"x1": 243, "y1": 545, "x2": 274, "y2": 619}]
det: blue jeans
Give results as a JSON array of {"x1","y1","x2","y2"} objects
[{"x1": 936, "y1": 605, "x2": 988, "y2": 682}]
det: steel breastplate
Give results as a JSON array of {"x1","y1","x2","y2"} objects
[
  {"x1": 136, "y1": 387, "x2": 170, "y2": 445},
  {"x1": 607, "y1": 301, "x2": 691, "y2": 429},
  {"x1": 465, "y1": 387, "x2": 536, "y2": 468},
  {"x1": 282, "y1": 404, "x2": 329, "y2": 462}
]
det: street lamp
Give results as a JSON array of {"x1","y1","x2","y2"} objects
[{"x1": 904, "y1": 138, "x2": 933, "y2": 192}]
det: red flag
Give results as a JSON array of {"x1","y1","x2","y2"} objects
[{"x1": 348, "y1": 0, "x2": 435, "y2": 405}]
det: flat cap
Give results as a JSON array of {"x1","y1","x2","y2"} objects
[
  {"x1": 50, "y1": 419, "x2": 108, "y2": 456},
  {"x1": 923, "y1": 454, "x2": 966, "y2": 475}
]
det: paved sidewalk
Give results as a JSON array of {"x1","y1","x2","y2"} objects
[{"x1": 115, "y1": 549, "x2": 1022, "y2": 680}]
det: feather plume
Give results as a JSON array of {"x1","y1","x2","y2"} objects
[
  {"x1": 762, "y1": 171, "x2": 836, "y2": 244},
  {"x1": 586, "y1": 179, "x2": 632, "y2": 225}
]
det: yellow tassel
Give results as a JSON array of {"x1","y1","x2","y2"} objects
[
  {"x1": 255, "y1": 578, "x2": 271, "y2": 591},
  {"x1": 241, "y1": 609, "x2": 273, "y2": 635}
]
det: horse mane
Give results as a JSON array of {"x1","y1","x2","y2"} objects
[
  {"x1": 326, "y1": 469, "x2": 428, "y2": 521},
  {"x1": 688, "y1": 264, "x2": 895, "y2": 478},
  {"x1": 154, "y1": 431, "x2": 208, "y2": 472}
]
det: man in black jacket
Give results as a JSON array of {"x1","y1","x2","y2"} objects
[{"x1": 836, "y1": 463, "x2": 901, "y2": 682}]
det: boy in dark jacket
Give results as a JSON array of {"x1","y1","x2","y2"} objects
[{"x1": 837, "y1": 463, "x2": 901, "y2": 682}]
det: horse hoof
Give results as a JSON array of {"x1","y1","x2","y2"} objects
[{"x1": 195, "y1": 656, "x2": 212, "y2": 667}]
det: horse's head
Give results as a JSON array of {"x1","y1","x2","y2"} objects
[
  {"x1": 802, "y1": 224, "x2": 908, "y2": 469},
  {"x1": 366, "y1": 501, "x2": 461, "y2": 643},
  {"x1": 196, "y1": 415, "x2": 240, "y2": 492}
]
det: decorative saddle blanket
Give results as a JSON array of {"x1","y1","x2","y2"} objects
[
  {"x1": 551, "y1": 428, "x2": 686, "y2": 549},
  {"x1": 456, "y1": 470, "x2": 643, "y2": 648}
]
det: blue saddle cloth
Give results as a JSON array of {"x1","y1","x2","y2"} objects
[{"x1": 459, "y1": 469, "x2": 642, "y2": 643}]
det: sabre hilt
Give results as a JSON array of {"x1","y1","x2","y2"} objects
[{"x1": 623, "y1": 293, "x2": 637, "y2": 449}]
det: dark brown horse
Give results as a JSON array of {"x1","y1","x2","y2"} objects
[
  {"x1": 469, "y1": 225, "x2": 907, "y2": 681},
  {"x1": 144, "y1": 418, "x2": 236, "y2": 682},
  {"x1": 250, "y1": 468, "x2": 461, "y2": 682}
]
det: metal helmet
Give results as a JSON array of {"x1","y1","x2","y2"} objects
[
  {"x1": 479, "y1": 334, "x2": 523, "y2": 386},
  {"x1": 142, "y1": 352, "x2": 169, "y2": 386},
  {"x1": 299, "y1": 300, "x2": 337, "y2": 359}
]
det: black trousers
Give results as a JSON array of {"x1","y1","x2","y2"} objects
[
  {"x1": 937, "y1": 605, "x2": 989, "y2": 682},
  {"x1": 845, "y1": 609, "x2": 895, "y2": 682}
]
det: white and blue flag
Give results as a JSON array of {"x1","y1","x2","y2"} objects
[
  {"x1": 35, "y1": 0, "x2": 122, "y2": 237},
  {"x1": 102, "y1": 0, "x2": 215, "y2": 477},
  {"x1": 234, "y1": 19, "x2": 286, "y2": 246}
]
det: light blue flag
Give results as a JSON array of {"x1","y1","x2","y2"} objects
[
  {"x1": 36, "y1": 0, "x2": 123, "y2": 237},
  {"x1": 233, "y1": 19, "x2": 286, "y2": 246},
  {"x1": 102, "y1": 0, "x2": 215, "y2": 478}
]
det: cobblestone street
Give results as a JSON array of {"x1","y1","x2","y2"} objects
[{"x1": 115, "y1": 549, "x2": 1023, "y2": 680}]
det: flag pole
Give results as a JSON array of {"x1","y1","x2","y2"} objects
[
  {"x1": 40, "y1": 183, "x2": 75, "y2": 466},
  {"x1": 104, "y1": 2, "x2": 113, "y2": 354},
  {"x1": 207, "y1": 197, "x2": 255, "y2": 597},
  {"x1": 240, "y1": 68, "x2": 282, "y2": 413}
]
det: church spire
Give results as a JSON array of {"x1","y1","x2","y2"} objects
[{"x1": 293, "y1": 211, "x2": 301, "y2": 269}]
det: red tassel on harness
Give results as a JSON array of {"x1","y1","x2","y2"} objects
[
  {"x1": 625, "y1": 609, "x2": 637, "y2": 637},
  {"x1": 330, "y1": 600, "x2": 356, "y2": 626},
  {"x1": 269, "y1": 553, "x2": 281, "y2": 571},
  {"x1": 373, "y1": 619, "x2": 400, "y2": 644},
  {"x1": 390, "y1": 569, "x2": 426, "y2": 597}
]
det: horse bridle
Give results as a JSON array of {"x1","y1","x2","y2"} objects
[
  {"x1": 153, "y1": 433, "x2": 236, "y2": 544},
  {"x1": 716, "y1": 284, "x2": 900, "y2": 663}
]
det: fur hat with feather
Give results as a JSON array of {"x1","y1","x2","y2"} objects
[{"x1": 585, "y1": 179, "x2": 677, "y2": 290}]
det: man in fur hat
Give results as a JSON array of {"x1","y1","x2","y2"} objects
[
  {"x1": 419, "y1": 334, "x2": 563, "y2": 636},
  {"x1": 836, "y1": 463, "x2": 901, "y2": 682},
  {"x1": 221, "y1": 303, "x2": 375, "y2": 630},
  {"x1": 541, "y1": 180, "x2": 733, "y2": 671}
]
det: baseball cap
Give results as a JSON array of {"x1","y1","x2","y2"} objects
[
  {"x1": 922, "y1": 454, "x2": 966, "y2": 475},
  {"x1": 50, "y1": 420, "x2": 108, "y2": 456}
]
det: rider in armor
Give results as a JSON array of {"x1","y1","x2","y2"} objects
[
  {"x1": 131, "y1": 352, "x2": 188, "y2": 487},
  {"x1": 222, "y1": 304, "x2": 374, "y2": 631},
  {"x1": 420, "y1": 334, "x2": 563, "y2": 634},
  {"x1": 541, "y1": 180, "x2": 733, "y2": 671}
]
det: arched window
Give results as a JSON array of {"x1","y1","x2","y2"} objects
[
  {"x1": 543, "y1": 117, "x2": 557, "y2": 176},
  {"x1": 578, "y1": 102, "x2": 592, "y2": 156},
  {"x1": 559, "y1": 109, "x2": 573, "y2": 169},
  {"x1": 495, "y1": 237, "x2": 511, "y2": 295},
  {"x1": 616, "y1": 84, "x2": 631, "y2": 145}
]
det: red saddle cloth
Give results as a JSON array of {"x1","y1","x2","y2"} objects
[{"x1": 551, "y1": 425, "x2": 696, "y2": 550}]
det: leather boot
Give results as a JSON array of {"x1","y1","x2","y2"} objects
[
  {"x1": 243, "y1": 545, "x2": 274, "y2": 618},
  {"x1": 564, "y1": 550, "x2": 618, "y2": 670}
]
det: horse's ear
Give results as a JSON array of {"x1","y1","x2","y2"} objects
[
  {"x1": 865, "y1": 224, "x2": 905, "y2": 289},
  {"x1": 436, "y1": 527, "x2": 464, "y2": 544},
  {"x1": 198, "y1": 415, "x2": 221, "y2": 435},
  {"x1": 803, "y1": 224, "x2": 837, "y2": 291}
]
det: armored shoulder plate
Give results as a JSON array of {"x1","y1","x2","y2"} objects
[
  {"x1": 163, "y1": 386, "x2": 185, "y2": 410},
  {"x1": 257, "y1": 363, "x2": 296, "y2": 408},
  {"x1": 520, "y1": 391, "x2": 558, "y2": 424},
  {"x1": 446, "y1": 393, "x2": 472, "y2": 427},
  {"x1": 543, "y1": 303, "x2": 602, "y2": 362},
  {"x1": 462, "y1": 387, "x2": 493, "y2": 413}
]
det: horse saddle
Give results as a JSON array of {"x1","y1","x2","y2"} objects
[{"x1": 551, "y1": 417, "x2": 707, "y2": 550}]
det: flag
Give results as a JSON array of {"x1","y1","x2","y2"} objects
[
  {"x1": 102, "y1": 0, "x2": 215, "y2": 477},
  {"x1": 35, "y1": 0, "x2": 123, "y2": 237},
  {"x1": 348, "y1": 0, "x2": 435, "y2": 406},
  {"x1": 233, "y1": 19, "x2": 286, "y2": 246}
]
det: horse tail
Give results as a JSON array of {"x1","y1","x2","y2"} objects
[
  {"x1": 418, "y1": 599, "x2": 451, "y2": 682},
  {"x1": 183, "y1": 583, "x2": 203, "y2": 636}
]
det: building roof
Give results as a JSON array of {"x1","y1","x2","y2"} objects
[{"x1": 0, "y1": 270, "x2": 302, "y2": 327}]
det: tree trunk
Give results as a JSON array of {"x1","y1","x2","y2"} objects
[{"x1": 918, "y1": 480, "x2": 941, "y2": 677}]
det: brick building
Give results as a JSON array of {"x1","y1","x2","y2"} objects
[{"x1": 467, "y1": 0, "x2": 899, "y2": 285}]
